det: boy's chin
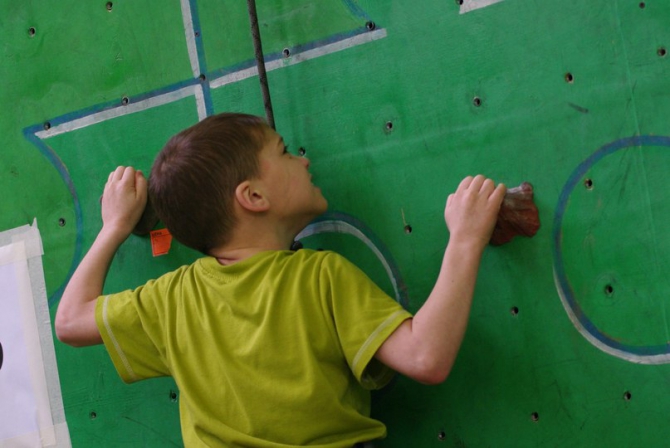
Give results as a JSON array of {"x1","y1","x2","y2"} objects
[
  {"x1": 304, "y1": 203, "x2": 328, "y2": 225},
  {"x1": 318, "y1": 197, "x2": 329, "y2": 212},
  {"x1": 309, "y1": 207, "x2": 327, "y2": 221}
]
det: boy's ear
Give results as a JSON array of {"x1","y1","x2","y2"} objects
[{"x1": 235, "y1": 180, "x2": 270, "y2": 212}]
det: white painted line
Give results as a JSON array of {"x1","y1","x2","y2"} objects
[
  {"x1": 460, "y1": 0, "x2": 505, "y2": 14},
  {"x1": 36, "y1": 86, "x2": 198, "y2": 139},
  {"x1": 209, "y1": 66, "x2": 259, "y2": 89},
  {"x1": 180, "y1": 0, "x2": 207, "y2": 118},
  {"x1": 553, "y1": 267, "x2": 670, "y2": 364},
  {"x1": 288, "y1": 28, "x2": 387, "y2": 66},
  {"x1": 194, "y1": 84, "x2": 207, "y2": 121},
  {"x1": 180, "y1": 0, "x2": 200, "y2": 78},
  {"x1": 210, "y1": 28, "x2": 388, "y2": 89}
]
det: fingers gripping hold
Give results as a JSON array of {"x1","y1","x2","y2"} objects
[{"x1": 445, "y1": 175, "x2": 506, "y2": 249}]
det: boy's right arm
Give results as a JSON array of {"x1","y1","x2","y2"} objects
[{"x1": 55, "y1": 167, "x2": 147, "y2": 347}]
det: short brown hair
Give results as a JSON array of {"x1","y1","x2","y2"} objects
[{"x1": 149, "y1": 113, "x2": 268, "y2": 254}]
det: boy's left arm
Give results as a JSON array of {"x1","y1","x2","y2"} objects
[
  {"x1": 374, "y1": 175, "x2": 505, "y2": 385},
  {"x1": 55, "y1": 166, "x2": 147, "y2": 347}
]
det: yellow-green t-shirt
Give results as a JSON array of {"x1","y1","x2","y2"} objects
[{"x1": 95, "y1": 249, "x2": 412, "y2": 447}]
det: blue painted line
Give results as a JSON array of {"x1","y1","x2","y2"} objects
[
  {"x1": 207, "y1": 59, "x2": 258, "y2": 81},
  {"x1": 340, "y1": 0, "x2": 372, "y2": 20},
  {"x1": 206, "y1": 26, "x2": 375, "y2": 82},
  {"x1": 22, "y1": 130, "x2": 83, "y2": 307},
  {"x1": 266, "y1": 27, "x2": 373, "y2": 63},
  {"x1": 129, "y1": 78, "x2": 201, "y2": 103},
  {"x1": 200, "y1": 77, "x2": 214, "y2": 117},
  {"x1": 553, "y1": 135, "x2": 670, "y2": 357}
]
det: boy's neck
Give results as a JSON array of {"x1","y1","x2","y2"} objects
[
  {"x1": 212, "y1": 177, "x2": 323, "y2": 265},
  {"x1": 209, "y1": 218, "x2": 303, "y2": 266},
  {"x1": 212, "y1": 245, "x2": 286, "y2": 266}
]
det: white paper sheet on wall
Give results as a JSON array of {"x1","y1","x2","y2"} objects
[{"x1": 0, "y1": 220, "x2": 71, "y2": 448}]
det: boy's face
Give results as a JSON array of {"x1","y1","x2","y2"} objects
[{"x1": 257, "y1": 128, "x2": 328, "y2": 227}]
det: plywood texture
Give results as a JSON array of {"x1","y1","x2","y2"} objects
[{"x1": 2, "y1": 0, "x2": 669, "y2": 446}]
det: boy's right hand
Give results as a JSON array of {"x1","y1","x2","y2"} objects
[
  {"x1": 445, "y1": 175, "x2": 506, "y2": 252},
  {"x1": 101, "y1": 166, "x2": 148, "y2": 240}
]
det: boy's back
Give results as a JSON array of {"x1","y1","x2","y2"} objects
[{"x1": 98, "y1": 249, "x2": 411, "y2": 447}]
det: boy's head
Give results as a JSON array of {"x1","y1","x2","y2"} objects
[{"x1": 149, "y1": 113, "x2": 268, "y2": 254}]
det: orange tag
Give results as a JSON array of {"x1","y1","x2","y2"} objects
[{"x1": 150, "y1": 229, "x2": 172, "y2": 257}]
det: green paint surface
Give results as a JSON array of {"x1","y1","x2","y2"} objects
[{"x1": 2, "y1": 0, "x2": 670, "y2": 446}]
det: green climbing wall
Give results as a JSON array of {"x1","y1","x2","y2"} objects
[{"x1": 2, "y1": 0, "x2": 670, "y2": 446}]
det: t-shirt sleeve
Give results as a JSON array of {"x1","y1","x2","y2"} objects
[
  {"x1": 320, "y1": 252, "x2": 412, "y2": 390},
  {"x1": 95, "y1": 281, "x2": 171, "y2": 383}
]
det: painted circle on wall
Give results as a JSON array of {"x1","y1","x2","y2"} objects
[
  {"x1": 296, "y1": 211, "x2": 409, "y2": 309},
  {"x1": 553, "y1": 135, "x2": 670, "y2": 363}
]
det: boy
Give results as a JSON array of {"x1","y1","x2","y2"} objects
[{"x1": 55, "y1": 113, "x2": 505, "y2": 447}]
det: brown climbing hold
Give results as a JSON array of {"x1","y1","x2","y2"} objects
[
  {"x1": 132, "y1": 198, "x2": 160, "y2": 236},
  {"x1": 490, "y1": 182, "x2": 540, "y2": 246}
]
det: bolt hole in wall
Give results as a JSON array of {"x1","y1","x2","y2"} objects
[
  {"x1": 58, "y1": 218, "x2": 66, "y2": 227},
  {"x1": 43, "y1": 121, "x2": 51, "y2": 131},
  {"x1": 604, "y1": 284, "x2": 614, "y2": 296},
  {"x1": 437, "y1": 430, "x2": 446, "y2": 441},
  {"x1": 403, "y1": 224, "x2": 412, "y2": 234},
  {"x1": 385, "y1": 121, "x2": 393, "y2": 132},
  {"x1": 584, "y1": 178, "x2": 593, "y2": 190},
  {"x1": 530, "y1": 412, "x2": 539, "y2": 422},
  {"x1": 623, "y1": 391, "x2": 632, "y2": 401},
  {"x1": 298, "y1": 147, "x2": 306, "y2": 156},
  {"x1": 565, "y1": 72, "x2": 574, "y2": 83},
  {"x1": 28, "y1": 27, "x2": 36, "y2": 37},
  {"x1": 283, "y1": 48, "x2": 290, "y2": 58},
  {"x1": 473, "y1": 96, "x2": 482, "y2": 107},
  {"x1": 169, "y1": 390, "x2": 178, "y2": 402},
  {"x1": 121, "y1": 96, "x2": 129, "y2": 105},
  {"x1": 659, "y1": 47, "x2": 667, "y2": 57},
  {"x1": 510, "y1": 306, "x2": 519, "y2": 316},
  {"x1": 639, "y1": 2, "x2": 646, "y2": 9},
  {"x1": 365, "y1": 21, "x2": 376, "y2": 31},
  {"x1": 89, "y1": 411, "x2": 97, "y2": 420},
  {"x1": 106, "y1": 2, "x2": 113, "y2": 11}
]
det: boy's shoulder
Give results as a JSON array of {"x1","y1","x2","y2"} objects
[
  {"x1": 277, "y1": 249, "x2": 361, "y2": 278},
  {"x1": 143, "y1": 250, "x2": 351, "y2": 286},
  {"x1": 192, "y1": 249, "x2": 355, "y2": 281},
  {"x1": 277, "y1": 248, "x2": 353, "y2": 269},
  {"x1": 196, "y1": 248, "x2": 345, "y2": 271}
]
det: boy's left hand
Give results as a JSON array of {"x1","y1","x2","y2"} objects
[{"x1": 101, "y1": 166, "x2": 148, "y2": 239}]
